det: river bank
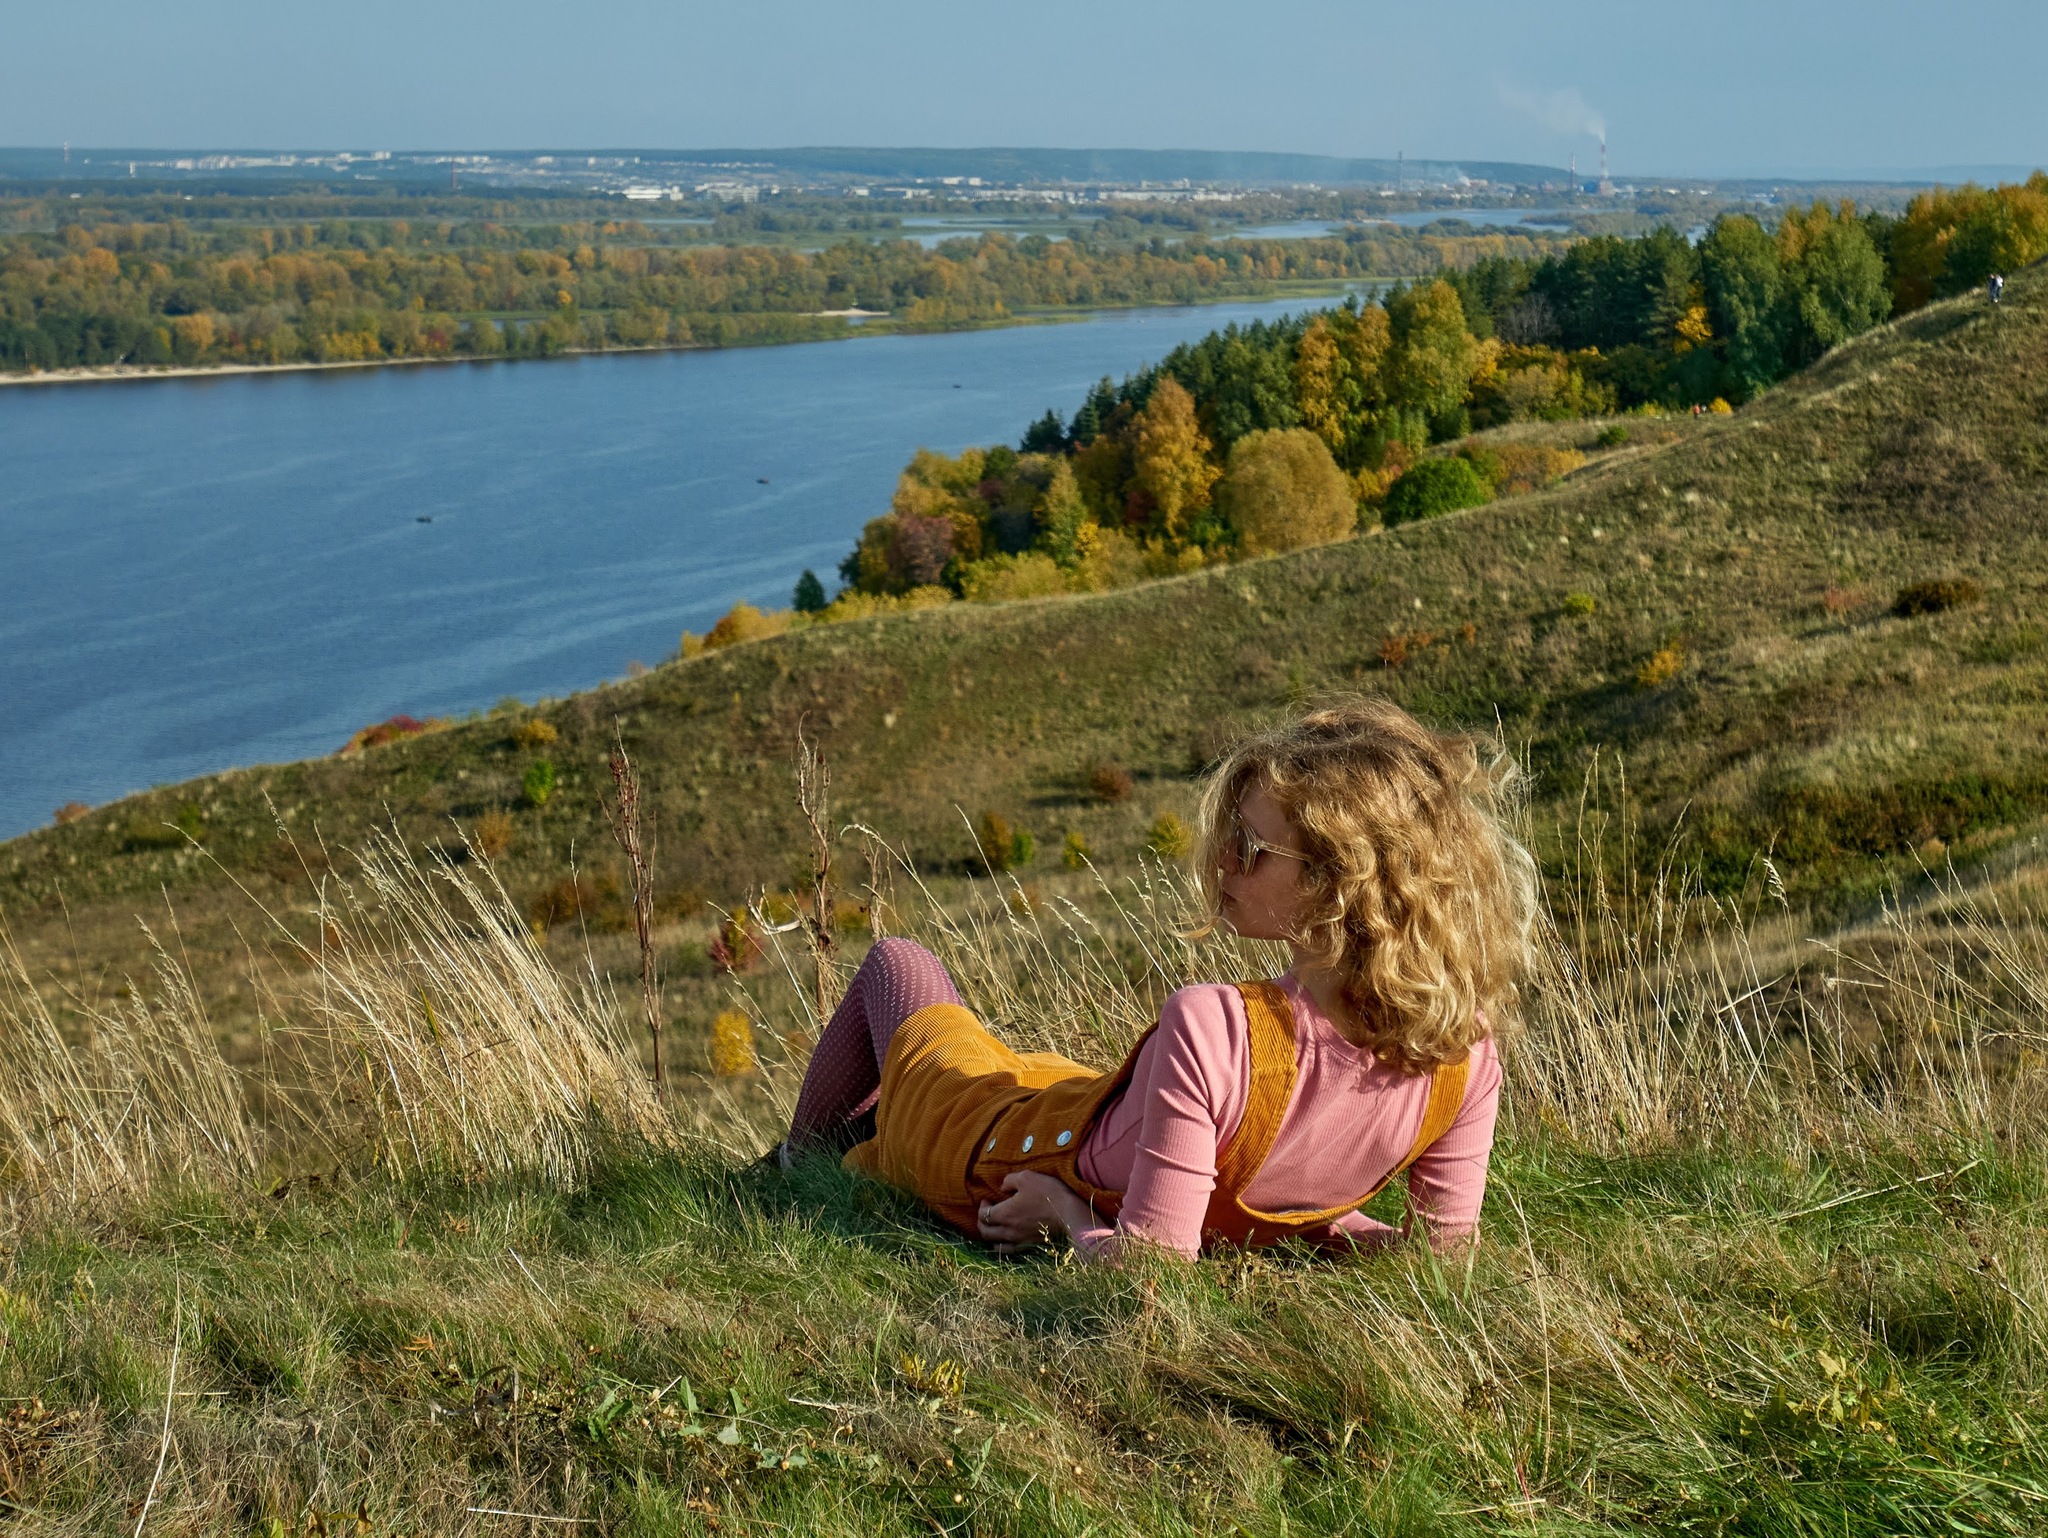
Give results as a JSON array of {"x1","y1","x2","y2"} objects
[{"x1": 0, "y1": 280, "x2": 1373, "y2": 389}]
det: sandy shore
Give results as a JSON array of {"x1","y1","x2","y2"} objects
[
  {"x1": 0, "y1": 286, "x2": 1365, "y2": 389},
  {"x1": 0, "y1": 351, "x2": 701, "y2": 388}
]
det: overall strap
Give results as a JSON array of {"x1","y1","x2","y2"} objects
[
  {"x1": 1213, "y1": 981, "x2": 1301, "y2": 1194},
  {"x1": 1401, "y1": 1055, "x2": 1471, "y2": 1178},
  {"x1": 1223, "y1": 1038, "x2": 1473, "y2": 1233}
]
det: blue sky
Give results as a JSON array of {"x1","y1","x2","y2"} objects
[{"x1": 5, "y1": 1, "x2": 2040, "y2": 180}]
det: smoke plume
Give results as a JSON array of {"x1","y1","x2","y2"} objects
[{"x1": 1500, "y1": 85, "x2": 1606, "y2": 143}]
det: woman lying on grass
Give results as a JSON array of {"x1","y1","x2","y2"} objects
[{"x1": 777, "y1": 696, "x2": 1538, "y2": 1261}]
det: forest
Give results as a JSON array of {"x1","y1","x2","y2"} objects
[
  {"x1": 796, "y1": 177, "x2": 2048, "y2": 622},
  {"x1": 0, "y1": 211, "x2": 1566, "y2": 371}
]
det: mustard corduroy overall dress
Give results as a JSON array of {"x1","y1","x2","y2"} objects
[{"x1": 843, "y1": 980, "x2": 1470, "y2": 1247}]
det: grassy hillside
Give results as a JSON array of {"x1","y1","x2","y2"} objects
[
  {"x1": 4, "y1": 273, "x2": 2048, "y2": 1532},
  {"x1": 0, "y1": 815, "x2": 2042, "y2": 1535},
  {"x1": 8, "y1": 263, "x2": 2048, "y2": 1005}
]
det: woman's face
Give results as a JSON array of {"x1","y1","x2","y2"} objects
[{"x1": 1218, "y1": 782, "x2": 1310, "y2": 942}]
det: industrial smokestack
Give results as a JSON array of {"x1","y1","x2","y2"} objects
[{"x1": 1598, "y1": 138, "x2": 1613, "y2": 196}]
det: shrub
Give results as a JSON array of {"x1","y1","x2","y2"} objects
[
  {"x1": 958, "y1": 551, "x2": 1070, "y2": 603},
  {"x1": 681, "y1": 602, "x2": 793, "y2": 657},
  {"x1": 1062, "y1": 830, "x2": 1093, "y2": 870},
  {"x1": 512, "y1": 718, "x2": 558, "y2": 749},
  {"x1": 1595, "y1": 423, "x2": 1631, "y2": 448},
  {"x1": 1893, "y1": 579, "x2": 1984, "y2": 617},
  {"x1": 1379, "y1": 631, "x2": 1437, "y2": 668},
  {"x1": 473, "y1": 810, "x2": 515, "y2": 859},
  {"x1": 1563, "y1": 592, "x2": 1598, "y2": 617},
  {"x1": 1636, "y1": 643, "x2": 1686, "y2": 688},
  {"x1": 1493, "y1": 443, "x2": 1586, "y2": 494},
  {"x1": 1382, "y1": 458, "x2": 1490, "y2": 526},
  {"x1": 1147, "y1": 812, "x2": 1192, "y2": 861},
  {"x1": 818, "y1": 584, "x2": 955, "y2": 623},
  {"x1": 53, "y1": 802, "x2": 89, "y2": 826},
  {"x1": 709, "y1": 914, "x2": 762, "y2": 974},
  {"x1": 709, "y1": 1010, "x2": 758, "y2": 1077},
  {"x1": 1215, "y1": 428, "x2": 1357, "y2": 556},
  {"x1": 1088, "y1": 764, "x2": 1135, "y2": 802},
  {"x1": 522, "y1": 759, "x2": 557, "y2": 808},
  {"x1": 1067, "y1": 525, "x2": 1149, "y2": 593},
  {"x1": 1456, "y1": 444, "x2": 1505, "y2": 494},
  {"x1": 1709, "y1": 397, "x2": 1735, "y2": 415},
  {"x1": 976, "y1": 811, "x2": 1033, "y2": 873},
  {"x1": 340, "y1": 714, "x2": 442, "y2": 754}
]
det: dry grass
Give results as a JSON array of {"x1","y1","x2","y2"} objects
[{"x1": 0, "y1": 807, "x2": 2043, "y2": 1531}]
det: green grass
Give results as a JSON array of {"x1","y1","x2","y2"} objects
[
  {"x1": 4, "y1": 1128, "x2": 2040, "y2": 1535},
  {"x1": 1, "y1": 720, "x2": 2044, "y2": 1532}
]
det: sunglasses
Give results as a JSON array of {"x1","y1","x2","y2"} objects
[{"x1": 1229, "y1": 818, "x2": 1310, "y2": 876}]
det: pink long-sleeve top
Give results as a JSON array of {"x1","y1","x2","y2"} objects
[{"x1": 1071, "y1": 975, "x2": 1502, "y2": 1261}]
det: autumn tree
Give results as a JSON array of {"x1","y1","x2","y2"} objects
[
  {"x1": 1386, "y1": 280, "x2": 1478, "y2": 443},
  {"x1": 1292, "y1": 315, "x2": 1349, "y2": 454},
  {"x1": 1129, "y1": 375, "x2": 1221, "y2": 542},
  {"x1": 1216, "y1": 428, "x2": 1356, "y2": 556},
  {"x1": 1888, "y1": 173, "x2": 2048, "y2": 310},
  {"x1": 1032, "y1": 457, "x2": 1091, "y2": 564},
  {"x1": 1700, "y1": 214, "x2": 1784, "y2": 400},
  {"x1": 1777, "y1": 202, "x2": 1890, "y2": 364}
]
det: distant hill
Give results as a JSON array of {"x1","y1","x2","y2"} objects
[
  {"x1": 6, "y1": 261, "x2": 2048, "y2": 978},
  {"x1": 634, "y1": 145, "x2": 1567, "y2": 187},
  {"x1": 0, "y1": 143, "x2": 1564, "y2": 190}
]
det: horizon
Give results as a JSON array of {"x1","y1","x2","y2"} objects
[
  {"x1": 4, "y1": 1, "x2": 2042, "y2": 182},
  {"x1": 7, "y1": 142, "x2": 2040, "y2": 194}
]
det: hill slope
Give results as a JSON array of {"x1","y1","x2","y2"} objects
[{"x1": 7, "y1": 265, "x2": 2048, "y2": 974}]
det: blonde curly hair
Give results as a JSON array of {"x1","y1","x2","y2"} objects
[{"x1": 1194, "y1": 696, "x2": 1538, "y2": 1074}]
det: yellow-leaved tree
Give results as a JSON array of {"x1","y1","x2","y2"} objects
[
  {"x1": 1129, "y1": 376, "x2": 1220, "y2": 543},
  {"x1": 1216, "y1": 429, "x2": 1357, "y2": 556},
  {"x1": 1293, "y1": 316, "x2": 1347, "y2": 454},
  {"x1": 1292, "y1": 308, "x2": 1391, "y2": 468}
]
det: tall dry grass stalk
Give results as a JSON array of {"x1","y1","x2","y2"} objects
[
  {"x1": 599, "y1": 723, "x2": 665, "y2": 1091},
  {"x1": 0, "y1": 922, "x2": 258, "y2": 1210},
  {"x1": 300, "y1": 829, "x2": 667, "y2": 1183}
]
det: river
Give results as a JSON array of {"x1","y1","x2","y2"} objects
[{"x1": 0, "y1": 293, "x2": 1356, "y2": 838}]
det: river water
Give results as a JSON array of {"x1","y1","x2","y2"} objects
[{"x1": 0, "y1": 294, "x2": 1351, "y2": 838}]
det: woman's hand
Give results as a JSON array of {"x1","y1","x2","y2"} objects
[{"x1": 977, "y1": 1171, "x2": 1096, "y2": 1255}]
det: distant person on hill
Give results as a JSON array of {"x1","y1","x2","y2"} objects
[
  {"x1": 1990, "y1": 273, "x2": 2006, "y2": 304},
  {"x1": 774, "y1": 697, "x2": 1536, "y2": 1262}
]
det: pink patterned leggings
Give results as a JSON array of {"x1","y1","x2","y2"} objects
[{"x1": 787, "y1": 938, "x2": 962, "y2": 1152}]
